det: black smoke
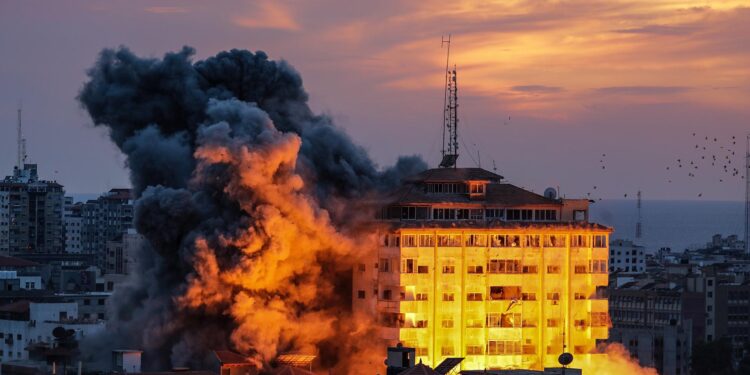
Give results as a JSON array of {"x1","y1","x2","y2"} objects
[{"x1": 77, "y1": 46, "x2": 426, "y2": 370}]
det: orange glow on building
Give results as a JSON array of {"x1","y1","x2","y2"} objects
[{"x1": 354, "y1": 167, "x2": 612, "y2": 371}]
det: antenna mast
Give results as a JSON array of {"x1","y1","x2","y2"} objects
[
  {"x1": 17, "y1": 105, "x2": 23, "y2": 169},
  {"x1": 745, "y1": 134, "x2": 750, "y2": 254},
  {"x1": 636, "y1": 190, "x2": 642, "y2": 239},
  {"x1": 439, "y1": 35, "x2": 459, "y2": 168}
]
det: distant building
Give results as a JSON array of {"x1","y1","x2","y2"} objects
[
  {"x1": 0, "y1": 300, "x2": 104, "y2": 361},
  {"x1": 80, "y1": 189, "x2": 134, "y2": 271},
  {"x1": 0, "y1": 164, "x2": 64, "y2": 256},
  {"x1": 609, "y1": 239, "x2": 645, "y2": 274},
  {"x1": 63, "y1": 197, "x2": 83, "y2": 254}
]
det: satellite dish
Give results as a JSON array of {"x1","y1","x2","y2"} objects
[
  {"x1": 558, "y1": 352, "x2": 574, "y2": 366},
  {"x1": 544, "y1": 187, "x2": 558, "y2": 200}
]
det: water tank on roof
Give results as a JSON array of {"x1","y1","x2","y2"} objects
[{"x1": 544, "y1": 187, "x2": 557, "y2": 200}]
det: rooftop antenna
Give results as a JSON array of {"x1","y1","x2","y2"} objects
[
  {"x1": 636, "y1": 190, "x2": 643, "y2": 240},
  {"x1": 16, "y1": 104, "x2": 23, "y2": 169},
  {"x1": 439, "y1": 35, "x2": 459, "y2": 168},
  {"x1": 492, "y1": 160, "x2": 497, "y2": 172},
  {"x1": 745, "y1": 134, "x2": 750, "y2": 254}
]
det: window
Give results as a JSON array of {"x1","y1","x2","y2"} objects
[
  {"x1": 357, "y1": 263, "x2": 366, "y2": 272},
  {"x1": 524, "y1": 235, "x2": 541, "y2": 247},
  {"x1": 466, "y1": 234, "x2": 487, "y2": 247},
  {"x1": 417, "y1": 265, "x2": 429, "y2": 274},
  {"x1": 400, "y1": 206, "x2": 417, "y2": 220},
  {"x1": 415, "y1": 320, "x2": 428, "y2": 328},
  {"x1": 487, "y1": 340, "x2": 521, "y2": 355},
  {"x1": 441, "y1": 346, "x2": 455, "y2": 356},
  {"x1": 547, "y1": 292, "x2": 560, "y2": 301},
  {"x1": 590, "y1": 260, "x2": 607, "y2": 273},
  {"x1": 490, "y1": 234, "x2": 507, "y2": 247},
  {"x1": 470, "y1": 209, "x2": 484, "y2": 220},
  {"x1": 485, "y1": 209, "x2": 504, "y2": 219},
  {"x1": 467, "y1": 292, "x2": 483, "y2": 301},
  {"x1": 357, "y1": 290, "x2": 366, "y2": 299},
  {"x1": 437, "y1": 234, "x2": 461, "y2": 246},
  {"x1": 416, "y1": 293, "x2": 428, "y2": 301},
  {"x1": 442, "y1": 318, "x2": 454, "y2": 328},
  {"x1": 83, "y1": 299, "x2": 90, "y2": 306},
  {"x1": 545, "y1": 235, "x2": 566, "y2": 247},
  {"x1": 402, "y1": 234, "x2": 417, "y2": 247},
  {"x1": 571, "y1": 235, "x2": 588, "y2": 247},
  {"x1": 574, "y1": 264, "x2": 588, "y2": 274},
  {"x1": 489, "y1": 286, "x2": 521, "y2": 300},
  {"x1": 575, "y1": 293, "x2": 586, "y2": 300},
  {"x1": 521, "y1": 292, "x2": 536, "y2": 301},
  {"x1": 402, "y1": 259, "x2": 416, "y2": 274},
  {"x1": 383, "y1": 289, "x2": 393, "y2": 300},
  {"x1": 547, "y1": 265, "x2": 560, "y2": 274},
  {"x1": 442, "y1": 259, "x2": 455, "y2": 274},
  {"x1": 470, "y1": 183, "x2": 486, "y2": 195},
  {"x1": 443, "y1": 293, "x2": 455, "y2": 301},
  {"x1": 419, "y1": 235, "x2": 434, "y2": 247},
  {"x1": 379, "y1": 258, "x2": 391, "y2": 273},
  {"x1": 534, "y1": 209, "x2": 557, "y2": 221},
  {"x1": 590, "y1": 312, "x2": 609, "y2": 327},
  {"x1": 467, "y1": 265, "x2": 484, "y2": 274},
  {"x1": 466, "y1": 345, "x2": 483, "y2": 355},
  {"x1": 488, "y1": 259, "x2": 520, "y2": 274},
  {"x1": 593, "y1": 235, "x2": 607, "y2": 248},
  {"x1": 547, "y1": 319, "x2": 559, "y2": 327},
  {"x1": 59, "y1": 311, "x2": 67, "y2": 321},
  {"x1": 487, "y1": 313, "x2": 521, "y2": 328},
  {"x1": 522, "y1": 265, "x2": 538, "y2": 274}
]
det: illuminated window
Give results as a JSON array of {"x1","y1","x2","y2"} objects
[
  {"x1": 417, "y1": 265, "x2": 429, "y2": 274},
  {"x1": 402, "y1": 259, "x2": 416, "y2": 273},
  {"x1": 416, "y1": 293, "x2": 428, "y2": 301},
  {"x1": 575, "y1": 293, "x2": 587, "y2": 300},
  {"x1": 574, "y1": 264, "x2": 588, "y2": 274},
  {"x1": 402, "y1": 235, "x2": 416, "y2": 247},
  {"x1": 419, "y1": 235, "x2": 434, "y2": 247},
  {"x1": 590, "y1": 312, "x2": 609, "y2": 327},
  {"x1": 489, "y1": 286, "x2": 521, "y2": 300},
  {"x1": 547, "y1": 265, "x2": 560, "y2": 274},
  {"x1": 547, "y1": 319, "x2": 559, "y2": 327},
  {"x1": 441, "y1": 346, "x2": 455, "y2": 356},
  {"x1": 466, "y1": 345, "x2": 483, "y2": 355},
  {"x1": 443, "y1": 293, "x2": 455, "y2": 301},
  {"x1": 466, "y1": 317, "x2": 484, "y2": 328},
  {"x1": 547, "y1": 292, "x2": 560, "y2": 301},
  {"x1": 508, "y1": 235, "x2": 521, "y2": 247},
  {"x1": 467, "y1": 292, "x2": 483, "y2": 301},
  {"x1": 415, "y1": 320, "x2": 428, "y2": 328},
  {"x1": 590, "y1": 259, "x2": 607, "y2": 273},
  {"x1": 470, "y1": 183, "x2": 486, "y2": 195},
  {"x1": 487, "y1": 340, "x2": 521, "y2": 355},
  {"x1": 593, "y1": 235, "x2": 607, "y2": 248},
  {"x1": 437, "y1": 234, "x2": 461, "y2": 246},
  {"x1": 442, "y1": 316, "x2": 454, "y2": 328},
  {"x1": 441, "y1": 259, "x2": 455, "y2": 274},
  {"x1": 467, "y1": 265, "x2": 484, "y2": 274},
  {"x1": 524, "y1": 235, "x2": 540, "y2": 247},
  {"x1": 544, "y1": 235, "x2": 566, "y2": 247},
  {"x1": 490, "y1": 234, "x2": 507, "y2": 247},
  {"x1": 522, "y1": 265, "x2": 538, "y2": 274},
  {"x1": 487, "y1": 259, "x2": 520, "y2": 274},
  {"x1": 521, "y1": 292, "x2": 536, "y2": 301},
  {"x1": 571, "y1": 235, "x2": 588, "y2": 247},
  {"x1": 466, "y1": 234, "x2": 487, "y2": 247}
]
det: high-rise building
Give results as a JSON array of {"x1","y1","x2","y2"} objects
[
  {"x1": 63, "y1": 196, "x2": 83, "y2": 254},
  {"x1": 80, "y1": 189, "x2": 134, "y2": 270},
  {"x1": 0, "y1": 164, "x2": 64, "y2": 256},
  {"x1": 106, "y1": 228, "x2": 143, "y2": 275},
  {"x1": 354, "y1": 168, "x2": 611, "y2": 371}
]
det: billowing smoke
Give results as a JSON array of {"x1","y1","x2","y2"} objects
[{"x1": 78, "y1": 46, "x2": 426, "y2": 371}]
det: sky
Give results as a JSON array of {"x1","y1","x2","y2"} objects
[{"x1": 0, "y1": 0, "x2": 748, "y2": 200}]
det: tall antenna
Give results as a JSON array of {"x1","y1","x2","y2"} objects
[
  {"x1": 17, "y1": 105, "x2": 23, "y2": 169},
  {"x1": 439, "y1": 35, "x2": 459, "y2": 168},
  {"x1": 745, "y1": 134, "x2": 750, "y2": 254},
  {"x1": 636, "y1": 190, "x2": 643, "y2": 239}
]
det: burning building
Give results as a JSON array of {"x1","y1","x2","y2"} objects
[{"x1": 354, "y1": 167, "x2": 611, "y2": 371}]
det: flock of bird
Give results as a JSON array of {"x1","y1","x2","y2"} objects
[{"x1": 587, "y1": 133, "x2": 745, "y2": 200}]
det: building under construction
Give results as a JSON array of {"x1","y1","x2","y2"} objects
[{"x1": 352, "y1": 39, "x2": 611, "y2": 372}]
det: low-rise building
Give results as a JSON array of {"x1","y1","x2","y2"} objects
[{"x1": 609, "y1": 239, "x2": 645, "y2": 274}]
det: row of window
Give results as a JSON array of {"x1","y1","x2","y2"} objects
[
  {"x1": 364, "y1": 287, "x2": 606, "y2": 302},
  {"x1": 381, "y1": 313, "x2": 608, "y2": 329},
  {"x1": 389, "y1": 234, "x2": 607, "y2": 248},
  {"x1": 375, "y1": 258, "x2": 607, "y2": 275}
]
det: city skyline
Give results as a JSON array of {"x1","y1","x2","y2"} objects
[{"x1": 1, "y1": 1, "x2": 749, "y2": 200}]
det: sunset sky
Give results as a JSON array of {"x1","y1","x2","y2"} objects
[{"x1": 1, "y1": 1, "x2": 748, "y2": 200}]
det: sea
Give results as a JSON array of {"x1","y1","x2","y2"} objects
[{"x1": 590, "y1": 199, "x2": 745, "y2": 253}]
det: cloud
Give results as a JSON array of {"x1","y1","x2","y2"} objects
[
  {"x1": 594, "y1": 86, "x2": 691, "y2": 95},
  {"x1": 614, "y1": 24, "x2": 698, "y2": 35},
  {"x1": 511, "y1": 85, "x2": 564, "y2": 93},
  {"x1": 144, "y1": 6, "x2": 188, "y2": 14},
  {"x1": 233, "y1": 1, "x2": 300, "y2": 31}
]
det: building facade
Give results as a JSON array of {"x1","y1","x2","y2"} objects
[
  {"x1": 609, "y1": 239, "x2": 645, "y2": 274},
  {"x1": 354, "y1": 168, "x2": 611, "y2": 371},
  {"x1": 0, "y1": 164, "x2": 64, "y2": 256},
  {"x1": 80, "y1": 189, "x2": 133, "y2": 270}
]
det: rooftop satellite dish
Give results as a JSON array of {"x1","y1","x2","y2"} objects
[
  {"x1": 558, "y1": 352, "x2": 574, "y2": 366},
  {"x1": 544, "y1": 187, "x2": 558, "y2": 200}
]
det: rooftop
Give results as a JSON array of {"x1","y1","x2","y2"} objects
[
  {"x1": 388, "y1": 182, "x2": 559, "y2": 206},
  {"x1": 407, "y1": 168, "x2": 503, "y2": 182}
]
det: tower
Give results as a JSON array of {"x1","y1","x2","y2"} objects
[
  {"x1": 17, "y1": 105, "x2": 23, "y2": 169},
  {"x1": 439, "y1": 35, "x2": 459, "y2": 168}
]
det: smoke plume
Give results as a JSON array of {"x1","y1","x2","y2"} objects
[{"x1": 78, "y1": 46, "x2": 426, "y2": 371}]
